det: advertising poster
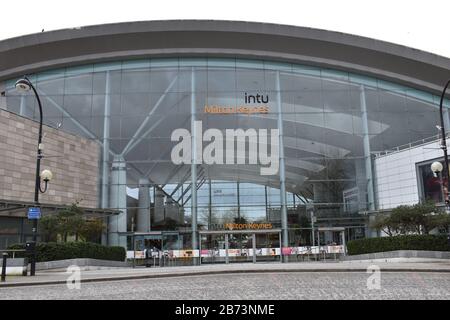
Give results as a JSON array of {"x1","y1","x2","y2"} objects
[
  {"x1": 269, "y1": 248, "x2": 279, "y2": 256},
  {"x1": 165, "y1": 250, "x2": 175, "y2": 258},
  {"x1": 177, "y1": 250, "x2": 192, "y2": 258},
  {"x1": 170, "y1": 250, "x2": 180, "y2": 258},
  {"x1": 328, "y1": 245, "x2": 344, "y2": 254},
  {"x1": 134, "y1": 251, "x2": 145, "y2": 259},
  {"x1": 311, "y1": 246, "x2": 320, "y2": 254},
  {"x1": 240, "y1": 249, "x2": 249, "y2": 257},
  {"x1": 297, "y1": 247, "x2": 310, "y2": 255},
  {"x1": 227, "y1": 249, "x2": 241, "y2": 257}
]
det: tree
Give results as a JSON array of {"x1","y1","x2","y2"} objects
[
  {"x1": 38, "y1": 215, "x2": 59, "y2": 242},
  {"x1": 371, "y1": 201, "x2": 449, "y2": 236},
  {"x1": 371, "y1": 214, "x2": 395, "y2": 236},
  {"x1": 79, "y1": 219, "x2": 105, "y2": 243},
  {"x1": 38, "y1": 202, "x2": 104, "y2": 243},
  {"x1": 233, "y1": 216, "x2": 247, "y2": 224},
  {"x1": 198, "y1": 208, "x2": 220, "y2": 228},
  {"x1": 221, "y1": 208, "x2": 239, "y2": 224},
  {"x1": 57, "y1": 202, "x2": 85, "y2": 241},
  {"x1": 428, "y1": 212, "x2": 450, "y2": 233}
]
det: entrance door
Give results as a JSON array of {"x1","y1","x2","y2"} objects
[
  {"x1": 132, "y1": 234, "x2": 162, "y2": 267},
  {"x1": 199, "y1": 230, "x2": 282, "y2": 264},
  {"x1": 227, "y1": 233, "x2": 253, "y2": 263},
  {"x1": 200, "y1": 233, "x2": 226, "y2": 264},
  {"x1": 254, "y1": 232, "x2": 281, "y2": 263}
]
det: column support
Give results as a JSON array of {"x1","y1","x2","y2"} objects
[
  {"x1": 341, "y1": 230, "x2": 347, "y2": 256},
  {"x1": 276, "y1": 71, "x2": 289, "y2": 262},
  {"x1": 208, "y1": 179, "x2": 212, "y2": 229},
  {"x1": 199, "y1": 235, "x2": 202, "y2": 265},
  {"x1": 265, "y1": 186, "x2": 268, "y2": 220},
  {"x1": 360, "y1": 85, "x2": 375, "y2": 211},
  {"x1": 101, "y1": 71, "x2": 111, "y2": 246},
  {"x1": 279, "y1": 231, "x2": 283, "y2": 263},
  {"x1": 137, "y1": 178, "x2": 151, "y2": 232},
  {"x1": 102, "y1": 70, "x2": 111, "y2": 209},
  {"x1": 108, "y1": 155, "x2": 127, "y2": 248},
  {"x1": 252, "y1": 233, "x2": 256, "y2": 264},
  {"x1": 225, "y1": 233, "x2": 229, "y2": 264},
  {"x1": 237, "y1": 181, "x2": 240, "y2": 219},
  {"x1": 190, "y1": 67, "x2": 199, "y2": 265}
]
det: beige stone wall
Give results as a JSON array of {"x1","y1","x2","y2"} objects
[{"x1": 0, "y1": 109, "x2": 100, "y2": 208}]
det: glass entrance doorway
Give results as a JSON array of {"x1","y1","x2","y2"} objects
[{"x1": 199, "y1": 229, "x2": 282, "y2": 264}]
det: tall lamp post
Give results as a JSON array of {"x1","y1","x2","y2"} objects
[
  {"x1": 15, "y1": 77, "x2": 53, "y2": 276},
  {"x1": 438, "y1": 79, "x2": 450, "y2": 204}
]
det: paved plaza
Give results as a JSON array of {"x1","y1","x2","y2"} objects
[
  {"x1": 0, "y1": 261, "x2": 450, "y2": 299},
  {"x1": 1, "y1": 271, "x2": 449, "y2": 300}
]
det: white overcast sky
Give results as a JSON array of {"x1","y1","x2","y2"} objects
[{"x1": 1, "y1": 0, "x2": 449, "y2": 58}]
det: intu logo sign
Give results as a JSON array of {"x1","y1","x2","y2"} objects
[{"x1": 204, "y1": 92, "x2": 270, "y2": 115}]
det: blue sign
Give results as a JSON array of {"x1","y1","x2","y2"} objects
[{"x1": 27, "y1": 207, "x2": 41, "y2": 219}]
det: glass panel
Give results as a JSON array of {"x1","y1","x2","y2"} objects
[
  {"x1": 3, "y1": 56, "x2": 445, "y2": 245},
  {"x1": 64, "y1": 74, "x2": 93, "y2": 95}
]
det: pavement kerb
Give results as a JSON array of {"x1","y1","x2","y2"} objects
[{"x1": 1, "y1": 267, "x2": 450, "y2": 288}]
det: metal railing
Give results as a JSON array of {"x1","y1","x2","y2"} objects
[
  {"x1": 374, "y1": 133, "x2": 448, "y2": 158},
  {"x1": 1, "y1": 249, "x2": 26, "y2": 281},
  {"x1": 0, "y1": 249, "x2": 26, "y2": 259}
]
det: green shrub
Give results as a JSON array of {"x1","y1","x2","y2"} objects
[
  {"x1": 347, "y1": 234, "x2": 450, "y2": 255},
  {"x1": 8, "y1": 242, "x2": 125, "y2": 262}
]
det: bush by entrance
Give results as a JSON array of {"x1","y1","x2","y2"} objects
[
  {"x1": 347, "y1": 234, "x2": 450, "y2": 255},
  {"x1": 8, "y1": 242, "x2": 125, "y2": 262}
]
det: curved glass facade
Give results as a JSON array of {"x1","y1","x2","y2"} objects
[{"x1": 4, "y1": 57, "x2": 450, "y2": 253}]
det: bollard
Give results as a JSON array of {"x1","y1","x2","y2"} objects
[{"x1": 1, "y1": 253, "x2": 7, "y2": 282}]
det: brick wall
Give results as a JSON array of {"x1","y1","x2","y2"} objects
[{"x1": 0, "y1": 109, "x2": 100, "y2": 208}]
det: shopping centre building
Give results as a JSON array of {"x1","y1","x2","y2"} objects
[{"x1": 0, "y1": 20, "x2": 449, "y2": 262}]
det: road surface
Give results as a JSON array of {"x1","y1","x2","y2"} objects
[{"x1": 1, "y1": 271, "x2": 449, "y2": 300}]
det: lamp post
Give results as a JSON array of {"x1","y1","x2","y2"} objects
[
  {"x1": 438, "y1": 79, "x2": 450, "y2": 204},
  {"x1": 431, "y1": 161, "x2": 445, "y2": 203},
  {"x1": 15, "y1": 77, "x2": 53, "y2": 276}
]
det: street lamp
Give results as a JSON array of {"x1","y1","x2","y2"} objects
[
  {"x1": 438, "y1": 79, "x2": 450, "y2": 204},
  {"x1": 431, "y1": 161, "x2": 445, "y2": 202},
  {"x1": 15, "y1": 77, "x2": 53, "y2": 276}
]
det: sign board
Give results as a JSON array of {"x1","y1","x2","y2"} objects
[
  {"x1": 27, "y1": 207, "x2": 41, "y2": 219},
  {"x1": 224, "y1": 222, "x2": 273, "y2": 230}
]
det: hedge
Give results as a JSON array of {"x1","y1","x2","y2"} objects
[
  {"x1": 8, "y1": 242, "x2": 126, "y2": 262},
  {"x1": 347, "y1": 234, "x2": 450, "y2": 255}
]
